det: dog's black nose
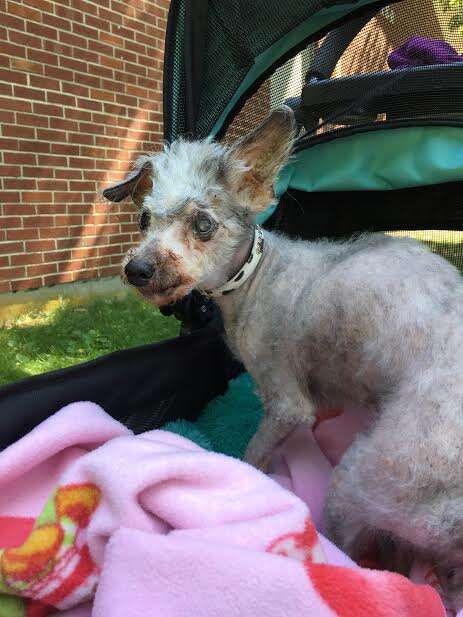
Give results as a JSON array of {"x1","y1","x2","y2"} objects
[{"x1": 125, "y1": 259, "x2": 155, "y2": 287}]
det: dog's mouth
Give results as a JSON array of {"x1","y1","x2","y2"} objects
[{"x1": 137, "y1": 278, "x2": 193, "y2": 305}]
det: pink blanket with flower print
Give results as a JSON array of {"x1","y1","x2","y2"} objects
[{"x1": 0, "y1": 402, "x2": 445, "y2": 617}]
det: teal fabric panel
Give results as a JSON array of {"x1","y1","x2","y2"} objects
[
  {"x1": 165, "y1": 373, "x2": 262, "y2": 460},
  {"x1": 256, "y1": 126, "x2": 463, "y2": 224},
  {"x1": 278, "y1": 126, "x2": 463, "y2": 194}
]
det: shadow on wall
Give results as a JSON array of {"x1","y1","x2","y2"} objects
[{"x1": 61, "y1": 100, "x2": 160, "y2": 283}]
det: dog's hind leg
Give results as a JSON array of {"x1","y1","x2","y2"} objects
[{"x1": 323, "y1": 429, "x2": 411, "y2": 568}]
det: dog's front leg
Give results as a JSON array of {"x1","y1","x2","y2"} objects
[{"x1": 244, "y1": 378, "x2": 315, "y2": 471}]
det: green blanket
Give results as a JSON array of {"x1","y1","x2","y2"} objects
[{"x1": 164, "y1": 373, "x2": 263, "y2": 459}]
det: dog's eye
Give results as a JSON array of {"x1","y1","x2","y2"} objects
[
  {"x1": 193, "y1": 214, "x2": 215, "y2": 239},
  {"x1": 139, "y1": 210, "x2": 150, "y2": 232}
]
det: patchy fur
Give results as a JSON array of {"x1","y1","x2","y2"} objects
[{"x1": 105, "y1": 106, "x2": 463, "y2": 611}]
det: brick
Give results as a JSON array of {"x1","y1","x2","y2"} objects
[
  {"x1": 16, "y1": 116, "x2": 48, "y2": 132},
  {"x1": 4, "y1": 179, "x2": 35, "y2": 190},
  {"x1": 85, "y1": 14, "x2": 107, "y2": 30},
  {"x1": 1, "y1": 12, "x2": 24, "y2": 31},
  {"x1": 53, "y1": 192, "x2": 83, "y2": 203},
  {"x1": 0, "y1": 241, "x2": 23, "y2": 254},
  {"x1": 43, "y1": 41, "x2": 73, "y2": 58},
  {"x1": 39, "y1": 226, "x2": 68, "y2": 239},
  {"x1": 13, "y1": 85, "x2": 46, "y2": 101},
  {"x1": 60, "y1": 56, "x2": 87, "y2": 73},
  {"x1": 21, "y1": 192, "x2": 53, "y2": 203},
  {"x1": 23, "y1": 166, "x2": 53, "y2": 178},
  {"x1": 22, "y1": 216, "x2": 55, "y2": 229},
  {"x1": 37, "y1": 179, "x2": 68, "y2": 190},
  {"x1": 55, "y1": 169, "x2": 82, "y2": 179},
  {"x1": 19, "y1": 141, "x2": 50, "y2": 153},
  {"x1": 44, "y1": 65, "x2": 73, "y2": 82},
  {"x1": 0, "y1": 110, "x2": 15, "y2": 123},
  {"x1": 98, "y1": 265, "x2": 120, "y2": 277},
  {"x1": 0, "y1": 256, "x2": 10, "y2": 267},
  {"x1": 0, "y1": 266, "x2": 26, "y2": 281},
  {"x1": 11, "y1": 253, "x2": 43, "y2": 266},
  {"x1": 101, "y1": 55, "x2": 124, "y2": 71},
  {"x1": 69, "y1": 157, "x2": 95, "y2": 169},
  {"x1": 3, "y1": 205, "x2": 36, "y2": 217},
  {"x1": 27, "y1": 263, "x2": 57, "y2": 277},
  {"x1": 51, "y1": 143, "x2": 79, "y2": 156},
  {"x1": 58, "y1": 31, "x2": 87, "y2": 50},
  {"x1": 33, "y1": 102, "x2": 63, "y2": 117},
  {"x1": 0, "y1": 138, "x2": 19, "y2": 155},
  {"x1": 29, "y1": 75, "x2": 60, "y2": 91},
  {"x1": 4, "y1": 152, "x2": 36, "y2": 165},
  {"x1": 14, "y1": 31, "x2": 42, "y2": 50},
  {"x1": 88, "y1": 39, "x2": 114, "y2": 56},
  {"x1": 70, "y1": 180, "x2": 96, "y2": 191},
  {"x1": 8, "y1": 2, "x2": 43, "y2": 22},
  {"x1": 0, "y1": 96, "x2": 32, "y2": 112},
  {"x1": 0, "y1": 69, "x2": 27, "y2": 85},
  {"x1": 2, "y1": 216, "x2": 22, "y2": 229},
  {"x1": 55, "y1": 215, "x2": 83, "y2": 226},
  {"x1": 11, "y1": 277, "x2": 42, "y2": 291},
  {"x1": 0, "y1": 165, "x2": 21, "y2": 176},
  {"x1": 7, "y1": 228, "x2": 38, "y2": 240},
  {"x1": 62, "y1": 82, "x2": 89, "y2": 97},
  {"x1": 55, "y1": 4, "x2": 84, "y2": 22},
  {"x1": 0, "y1": 281, "x2": 10, "y2": 292},
  {"x1": 26, "y1": 240, "x2": 55, "y2": 251},
  {"x1": 36, "y1": 129, "x2": 66, "y2": 142},
  {"x1": 99, "y1": 34, "x2": 124, "y2": 52},
  {"x1": 68, "y1": 132, "x2": 93, "y2": 145},
  {"x1": 99, "y1": 6, "x2": 122, "y2": 23},
  {"x1": 11, "y1": 58, "x2": 43, "y2": 75},
  {"x1": 44, "y1": 272, "x2": 78, "y2": 285},
  {"x1": 2, "y1": 125, "x2": 35, "y2": 139},
  {"x1": 65, "y1": 108, "x2": 92, "y2": 122},
  {"x1": 74, "y1": 72, "x2": 100, "y2": 88},
  {"x1": 77, "y1": 98, "x2": 102, "y2": 111},
  {"x1": 45, "y1": 14, "x2": 71, "y2": 32},
  {"x1": 0, "y1": 82, "x2": 12, "y2": 96},
  {"x1": 47, "y1": 92, "x2": 76, "y2": 106},
  {"x1": 49, "y1": 118, "x2": 77, "y2": 131},
  {"x1": 0, "y1": 41, "x2": 26, "y2": 59},
  {"x1": 25, "y1": 0, "x2": 56, "y2": 16},
  {"x1": 26, "y1": 22, "x2": 58, "y2": 40},
  {"x1": 27, "y1": 50, "x2": 59, "y2": 67}
]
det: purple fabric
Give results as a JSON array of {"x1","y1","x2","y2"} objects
[{"x1": 388, "y1": 36, "x2": 463, "y2": 70}]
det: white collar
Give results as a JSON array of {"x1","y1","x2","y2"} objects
[{"x1": 203, "y1": 226, "x2": 264, "y2": 298}]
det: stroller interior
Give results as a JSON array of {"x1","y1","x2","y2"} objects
[{"x1": 1, "y1": 0, "x2": 463, "y2": 456}]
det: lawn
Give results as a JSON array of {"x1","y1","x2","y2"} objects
[
  {"x1": 0, "y1": 293, "x2": 180, "y2": 386},
  {"x1": 1, "y1": 230, "x2": 462, "y2": 388}
]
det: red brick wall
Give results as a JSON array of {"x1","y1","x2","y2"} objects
[{"x1": 0, "y1": 0, "x2": 169, "y2": 294}]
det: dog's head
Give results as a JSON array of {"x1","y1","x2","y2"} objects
[{"x1": 103, "y1": 107, "x2": 295, "y2": 305}]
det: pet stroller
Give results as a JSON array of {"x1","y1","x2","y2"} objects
[
  {"x1": 1, "y1": 0, "x2": 463, "y2": 474},
  {"x1": 2, "y1": 0, "x2": 463, "y2": 445},
  {"x1": 1, "y1": 1, "x2": 463, "y2": 614}
]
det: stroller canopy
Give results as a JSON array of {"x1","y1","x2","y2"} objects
[{"x1": 163, "y1": 0, "x2": 463, "y2": 238}]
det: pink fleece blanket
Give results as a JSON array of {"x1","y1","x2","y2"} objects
[{"x1": 0, "y1": 402, "x2": 445, "y2": 617}]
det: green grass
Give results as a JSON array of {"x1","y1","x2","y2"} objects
[{"x1": 0, "y1": 294, "x2": 180, "y2": 386}]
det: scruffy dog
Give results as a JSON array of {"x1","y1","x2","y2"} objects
[{"x1": 104, "y1": 107, "x2": 463, "y2": 608}]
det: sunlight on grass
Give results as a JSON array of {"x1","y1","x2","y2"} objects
[
  {"x1": 387, "y1": 230, "x2": 463, "y2": 271},
  {"x1": 0, "y1": 294, "x2": 180, "y2": 386}
]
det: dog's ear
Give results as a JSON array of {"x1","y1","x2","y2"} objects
[
  {"x1": 228, "y1": 106, "x2": 296, "y2": 212},
  {"x1": 103, "y1": 161, "x2": 153, "y2": 206}
]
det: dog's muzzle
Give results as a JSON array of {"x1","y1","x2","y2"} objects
[{"x1": 125, "y1": 259, "x2": 155, "y2": 288}]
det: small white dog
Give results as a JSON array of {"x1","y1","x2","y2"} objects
[{"x1": 105, "y1": 107, "x2": 463, "y2": 609}]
